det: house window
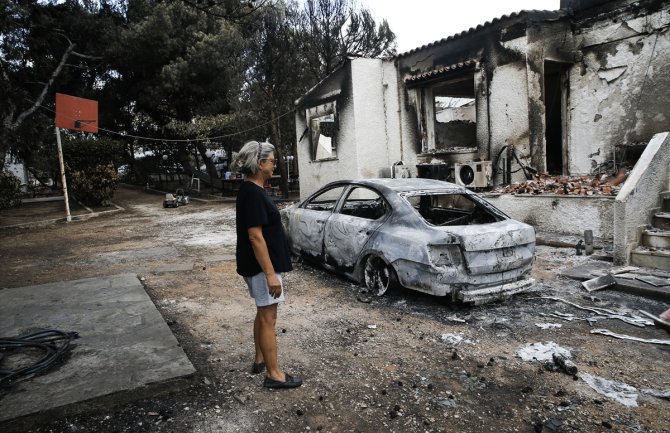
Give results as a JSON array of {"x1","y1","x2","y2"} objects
[
  {"x1": 419, "y1": 74, "x2": 476, "y2": 152},
  {"x1": 435, "y1": 96, "x2": 476, "y2": 149},
  {"x1": 307, "y1": 101, "x2": 337, "y2": 161}
]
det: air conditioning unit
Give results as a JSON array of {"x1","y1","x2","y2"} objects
[
  {"x1": 391, "y1": 161, "x2": 411, "y2": 179},
  {"x1": 453, "y1": 161, "x2": 492, "y2": 188}
]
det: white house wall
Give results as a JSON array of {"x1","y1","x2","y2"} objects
[
  {"x1": 295, "y1": 59, "x2": 408, "y2": 199},
  {"x1": 485, "y1": 194, "x2": 614, "y2": 239},
  {"x1": 488, "y1": 63, "x2": 532, "y2": 184},
  {"x1": 567, "y1": 8, "x2": 670, "y2": 174},
  {"x1": 351, "y1": 59, "x2": 394, "y2": 179}
]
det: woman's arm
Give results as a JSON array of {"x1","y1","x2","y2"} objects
[{"x1": 248, "y1": 226, "x2": 282, "y2": 298}]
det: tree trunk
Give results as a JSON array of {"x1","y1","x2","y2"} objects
[
  {"x1": 195, "y1": 141, "x2": 220, "y2": 192},
  {"x1": 269, "y1": 105, "x2": 289, "y2": 198}
]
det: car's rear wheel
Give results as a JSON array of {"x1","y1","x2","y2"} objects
[{"x1": 364, "y1": 255, "x2": 396, "y2": 296}]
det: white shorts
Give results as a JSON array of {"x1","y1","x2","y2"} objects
[{"x1": 244, "y1": 272, "x2": 285, "y2": 307}]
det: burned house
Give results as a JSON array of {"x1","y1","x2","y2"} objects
[{"x1": 294, "y1": 0, "x2": 670, "y2": 268}]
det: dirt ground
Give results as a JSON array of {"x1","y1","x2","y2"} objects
[{"x1": 1, "y1": 185, "x2": 669, "y2": 433}]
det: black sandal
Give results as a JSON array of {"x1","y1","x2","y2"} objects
[{"x1": 263, "y1": 374, "x2": 303, "y2": 389}]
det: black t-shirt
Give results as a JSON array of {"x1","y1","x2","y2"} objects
[{"x1": 236, "y1": 181, "x2": 293, "y2": 277}]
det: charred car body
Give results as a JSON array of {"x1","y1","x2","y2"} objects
[{"x1": 281, "y1": 178, "x2": 535, "y2": 305}]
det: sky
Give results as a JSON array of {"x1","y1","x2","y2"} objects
[{"x1": 358, "y1": 0, "x2": 561, "y2": 53}]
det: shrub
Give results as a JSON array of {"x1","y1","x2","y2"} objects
[
  {"x1": 64, "y1": 137, "x2": 123, "y2": 207},
  {"x1": 0, "y1": 170, "x2": 23, "y2": 209},
  {"x1": 68, "y1": 163, "x2": 119, "y2": 207}
]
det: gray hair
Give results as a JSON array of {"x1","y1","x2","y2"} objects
[{"x1": 234, "y1": 141, "x2": 275, "y2": 176}]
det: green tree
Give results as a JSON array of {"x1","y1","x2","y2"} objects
[
  {"x1": 1, "y1": 0, "x2": 124, "y2": 175},
  {"x1": 295, "y1": 0, "x2": 396, "y2": 83},
  {"x1": 241, "y1": 1, "x2": 307, "y2": 196},
  {"x1": 108, "y1": 0, "x2": 248, "y2": 184},
  {"x1": 0, "y1": 170, "x2": 23, "y2": 209}
]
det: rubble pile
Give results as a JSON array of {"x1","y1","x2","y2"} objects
[{"x1": 493, "y1": 172, "x2": 627, "y2": 196}]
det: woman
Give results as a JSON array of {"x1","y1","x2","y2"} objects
[{"x1": 234, "y1": 140, "x2": 302, "y2": 389}]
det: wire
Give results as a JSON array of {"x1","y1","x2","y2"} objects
[
  {"x1": 34, "y1": 101, "x2": 296, "y2": 144},
  {"x1": 0, "y1": 329, "x2": 79, "y2": 387}
]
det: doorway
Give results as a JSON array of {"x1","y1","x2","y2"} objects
[{"x1": 544, "y1": 61, "x2": 568, "y2": 175}]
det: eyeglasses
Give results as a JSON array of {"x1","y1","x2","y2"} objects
[{"x1": 262, "y1": 158, "x2": 277, "y2": 166}]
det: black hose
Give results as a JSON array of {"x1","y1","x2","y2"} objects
[
  {"x1": 492, "y1": 145, "x2": 509, "y2": 177},
  {"x1": 0, "y1": 329, "x2": 79, "y2": 387}
]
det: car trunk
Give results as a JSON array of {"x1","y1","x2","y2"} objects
[{"x1": 444, "y1": 221, "x2": 536, "y2": 275}]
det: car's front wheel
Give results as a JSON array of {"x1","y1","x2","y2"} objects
[{"x1": 364, "y1": 255, "x2": 396, "y2": 296}]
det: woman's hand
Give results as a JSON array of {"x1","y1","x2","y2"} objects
[{"x1": 266, "y1": 273, "x2": 282, "y2": 298}]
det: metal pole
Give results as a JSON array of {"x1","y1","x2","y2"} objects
[{"x1": 55, "y1": 127, "x2": 72, "y2": 222}]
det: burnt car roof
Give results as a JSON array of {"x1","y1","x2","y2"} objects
[{"x1": 321, "y1": 178, "x2": 468, "y2": 194}]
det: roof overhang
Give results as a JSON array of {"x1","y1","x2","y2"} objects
[{"x1": 403, "y1": 59, "x2": 479, "y2": 87}]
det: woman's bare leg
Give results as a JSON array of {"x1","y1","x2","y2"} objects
[{"x1": 256, "y1": 304, "x2": 285, "y2": 381}]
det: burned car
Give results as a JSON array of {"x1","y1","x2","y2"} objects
[{"x1": 281, "y1": 178, "x2": 535, "y2": 304}]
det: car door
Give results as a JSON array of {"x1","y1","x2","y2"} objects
[
  {"x1": 288, "y1": 185, "x2": 347, "y2": 261},
  {"x1": 323, "y1": 186, "x2": 389, "y2": 272}
]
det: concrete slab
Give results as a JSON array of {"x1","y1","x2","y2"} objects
[
  {"x1": 561, "y1": 263, "x2": 670, "y2": 301},
  {"x1": 0, "y1": 273, "x2": 195, "y2": 428}
]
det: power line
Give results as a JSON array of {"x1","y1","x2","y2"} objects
[{"x1": 35, "y1": 101, "x2": 296, "y2": 144}]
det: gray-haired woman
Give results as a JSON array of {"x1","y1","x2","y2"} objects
[{"x1": 234, "y1": 140, "x2": 302, "y2": 389}]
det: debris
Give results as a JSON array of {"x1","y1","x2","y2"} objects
[
  {"x1": 609, "y1": 266, "x2": 639, "y2": 275},
  {"x1": 541, "y1": 296, "x2": 653, "y2": 327},
  {"x1": 590, "y1": 328, "x2": 670, "y2": 346},
  {"x1": 367, "y1": 324, "x2": 377, "y2": 329},
  {"x1": 584, "y1": 230, "x2": 594, "y2": 255},
  {"x1": 550, "y1": 311, "x2": 576, "y2": 321},
  {"x1": 638, "y1": 310, "x2": 670, "y2": 332},
  {"x1": 578, "y1": 372, "x2": 638, "y2": 407},
  {"x1": 544, "y1": 416, "x2": 563, "y2": 431},
  {"x1": 492, "y1": 173, "x2": 622, "y2": 196},
  {"x1": 357, "y1": 289, "x2": 371, "y2": 303},
  {"x1": 581, "y1": 273, "x2": 616, "y2": 292},
  {"x1": 550, "y1": 353, "x2": 578, "y2": 376},
  {"x1": 634, "y1": 275, "x2": 670, "y2": 287},
  {"x1": 535, "y1": 323, "x2": 562, "y2": 329},
  {"x1": 641, "y1": 388, "x2": 670, "y2": 400},
  {"x1": 440, "y1": 333, "x2": 476, "y2": 346},
  {"x1": 575, "y1": 240, "x2": 584, "y2": 256},
  {"x1": 516, "y1": 341, "x2": 571, "y2": 362}
]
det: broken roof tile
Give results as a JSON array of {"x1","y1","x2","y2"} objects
[
  {"x1": 404, "y1": 59, "x2": 479, "y2": 83},
  {"x1": 492, "y1": 173, "x2": 626, "y2": 196},
  {"x1": 397, "y1": 10, "x2": 566, "y2": 59}
]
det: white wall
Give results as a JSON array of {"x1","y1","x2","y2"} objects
[
  {"x1": 485, "y1": 193, "x2": 615, "y2": 239},
  {"x1": 614, "y1": 132, "x2": 670, "y2": 264},
  {"x1": 488, "y1": 63, "x2": 532, "y2": 184},
  {"x1": 567, "y1": 10, "x2": 670, "y2": 174},
  {"x1": 5, "y1": 154, "x2": 28, "y2": 185},
  {"x1": 295, "y1": 58, "x2": 414, "y2": 199},
  {"x1": 351, "y1": 58, "x2": 390, "y2": 179},
  {"x1": 296, "y1": 59, "x2": 402, "y2": 199}
]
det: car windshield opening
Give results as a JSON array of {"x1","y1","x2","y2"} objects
[{"x1": 405, "y1": 193, "x2": 502, "y2": 226}]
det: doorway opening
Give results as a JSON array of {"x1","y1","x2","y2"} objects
[{"x1": 544, "y1": 61, "x2": 569, "y2": 175}]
